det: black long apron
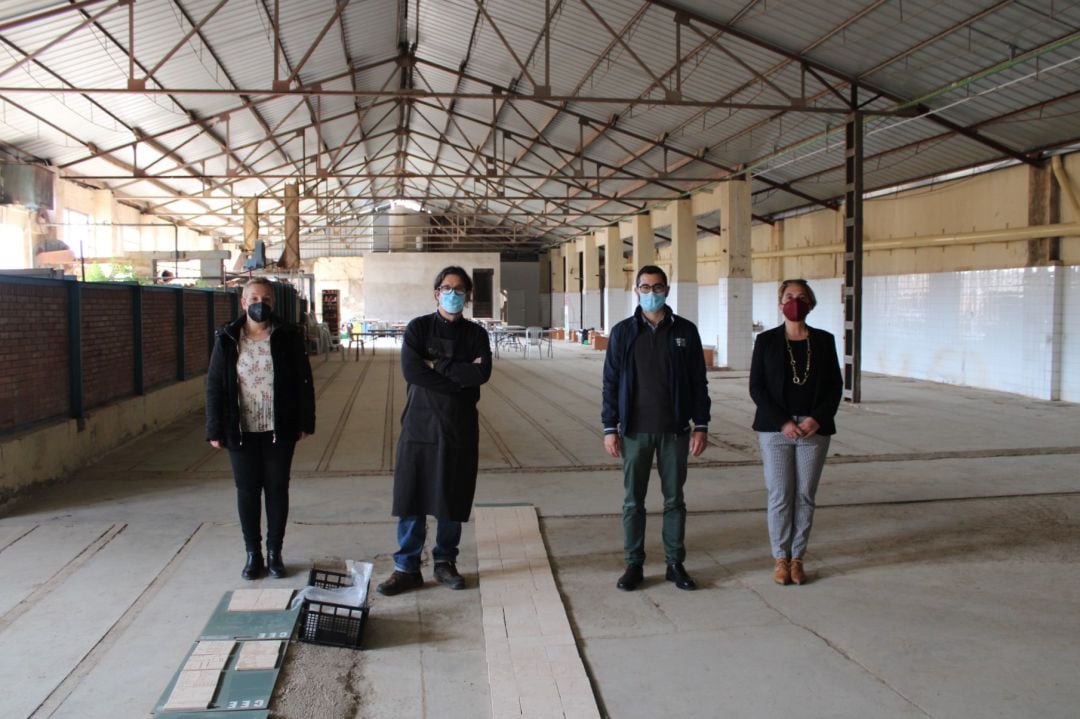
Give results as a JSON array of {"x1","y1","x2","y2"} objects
[{"x1": 391, "y1": 317, "x2": 482, "y2": 522}]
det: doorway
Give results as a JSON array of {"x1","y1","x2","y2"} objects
[{"x1": 473, "y1": 268, "x2": 494, "y2": 317}]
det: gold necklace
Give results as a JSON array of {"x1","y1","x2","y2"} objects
[{"x1": 785, "y1": 334, "x2": 811, "y2": 385}]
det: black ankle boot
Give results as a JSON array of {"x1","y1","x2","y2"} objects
[
  {"x1": 266, "y1": 550, "x2": 285, "y2": 578},
  {"x1": 242, "y1": 551, "x2": 264, "y2": 580}
]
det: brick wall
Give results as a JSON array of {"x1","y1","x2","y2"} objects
[
  {"x1": 183, "y1": 290, "x2": 209, "y2": 377},
  {"x1": 142, "y1": 288, "x2": 178, "y2": 388},
  {"x1": 1, "y1": 277, "x2": 256, "y2": 433},
  {"x1": 0, "y1": 282, "x2": 69, "y2": 430},
  {"x1": 214, "y1": 293, "x2": 235, "y2": 330},
  {"x1": 81, "y1": 286, "x2": 136, "y2": 409}
]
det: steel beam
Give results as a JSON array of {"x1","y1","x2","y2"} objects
[{"x1": 842, "y1": 99, "x2": 863, "y2": 404}]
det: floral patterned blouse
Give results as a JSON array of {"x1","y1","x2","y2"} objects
[{"x1": 237, "y1": 332, "x2": 275, "y2": 432}]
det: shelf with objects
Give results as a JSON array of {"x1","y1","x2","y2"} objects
[{"x1": 321, "y1": 290, "x2": 340, "y2": 351}]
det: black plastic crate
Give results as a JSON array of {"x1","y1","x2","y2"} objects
[{"x1": 298, "y1": 568, "x2": 369, "y2": 649}]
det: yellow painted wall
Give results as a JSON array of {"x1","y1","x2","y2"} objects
[
  {"x1": 568, "y1": 153, "x2": 1079, "y2": 284},
  {"x1": 863, "y1": 164, "x2": 1031, "y2": 275},
  {"x1": 744, "y1": 153, "x2": 1080, "y2": 282},
  {"x1": 697, "y1": 230, "x2": 722, "y2": 284},
  {"x1": 750, "y1": 210, "x2": 842, "y2": 282}
]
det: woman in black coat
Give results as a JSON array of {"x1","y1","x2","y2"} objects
[
  {"x1": 206, "y1": 278, "x2": 315, "y2": 580},
  {"x1": 749, "y1": 279, "x2": 842, "y2": 586}
]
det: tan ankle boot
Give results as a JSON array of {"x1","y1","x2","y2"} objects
[
  {"x1": 790, "y1": 558, "x2": 806, "y2": 585},
  {"x1": 773, "y1": 558, "x2": 790, "y2": 585}
]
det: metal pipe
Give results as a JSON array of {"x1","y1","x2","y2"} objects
[
  {"x1": 746, "y1": 222, "x2": 1080, "y2": 259},
  {"x1": 0, "y1": 85, "x2": 900, "y2": 113},
  {"x1": 1051, "y1": 156, "x2": 1080, "y2": 218}
]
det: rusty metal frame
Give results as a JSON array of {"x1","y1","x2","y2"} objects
[{"x1": 0, "y1": 0, "x2": 1072, "y2": 251}]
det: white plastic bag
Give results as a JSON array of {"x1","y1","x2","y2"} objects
[{"x1": 289, "y1": 560, "x2": 373, "y2": 610}]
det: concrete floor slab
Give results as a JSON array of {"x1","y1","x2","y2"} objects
[
  {"x1": 584, "y1": 623, "x2": 928, "y2": 719},
  {"x1": 1, "y1": 348, "x2": 1078, "y2": 718}
]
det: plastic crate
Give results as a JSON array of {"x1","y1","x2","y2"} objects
[{"x1": 298, "y1": 569, "x2": 369, "y2": 649}]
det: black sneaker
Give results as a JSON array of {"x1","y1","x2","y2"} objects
[
  {"x1": 433, "y1": 561, "x2": 466, "y2": 590},
  {"x1": 665, "y1": 562, "x2": 697, "y2": 590},
  {"x1": 617, "y1": 563, "x2": 644, "y2": 591},
  {"x1": 376, "y1": 570, "x2": 424, "y2": 596}
]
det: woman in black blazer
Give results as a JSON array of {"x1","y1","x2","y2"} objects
[{"x1": 749, "y1": 279, "x2": 842, "y2": 585}]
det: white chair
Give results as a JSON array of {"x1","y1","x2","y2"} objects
[{"x1": 523, "y1": 326, "x2": 543, "y2": 358}]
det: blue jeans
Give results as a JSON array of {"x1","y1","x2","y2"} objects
[{"x1": 393, "y1": 515, "x2": 462, "y2": 573}]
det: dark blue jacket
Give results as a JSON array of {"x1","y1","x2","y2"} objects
[{"x1": 602, "y1": 307, "x2": 710, "y2": 436}]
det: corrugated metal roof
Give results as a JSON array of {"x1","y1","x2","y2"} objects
[{"x1": 1, "y1": 0, "x2": 1077, "y2": 249}]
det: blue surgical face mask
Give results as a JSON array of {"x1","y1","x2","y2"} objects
[
  {"x1": 639, "y1": 292, "x2": 666, "y2": 313},
  {"x1": 439, "y1": 292, "x2": 466, "y2": 314}
]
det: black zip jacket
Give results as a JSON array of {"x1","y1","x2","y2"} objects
[
  {"x1": 602, "y1": 306, "x2": 710, "y2": 436},
  {"x1": 205, "y1": 313, "x2": 315, "y2": 448}
]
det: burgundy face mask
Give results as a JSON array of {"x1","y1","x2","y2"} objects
[{"x1": 782, "y1": 298, "x2": 810, "y2": 322}]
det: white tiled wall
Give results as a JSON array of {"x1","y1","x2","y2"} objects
[
  {"x1": 564, "y1": 293, "x2": 581, "y2": 330},
  {"x1": 751, "y1": 279, "x2": 844, "y2": 363},
  {"x1": 539, "y1": 292, "x2": 551, "y2": 327},
  {"x1": 712, "y1": 277, "x2": 755, "y2": 369},
  {"x1": 697, "y1": 284, "x2": 719, "y2": 349},
  {"x1": 668, "y1": 282, "x2": 699, "y2": 327},
  {"x1": 747, "y1": 268, "x2": 1072, "y2": 401},
  {"x1": 602, "y1": 288, "x2": 627, "y2": 332},
  {"x1": 550, "y1": 292, "x2": 565, "y2": 329},
  {"x1": 582, "y1": 290, "x2": 603, "y2": 330}
]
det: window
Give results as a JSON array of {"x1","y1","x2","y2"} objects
[
  {"x1": 0, "y1": 221, "x2": 29, "y2": 269},
  {"x1": 65, "y1": 209, "x2": 113, "y2": 258}
]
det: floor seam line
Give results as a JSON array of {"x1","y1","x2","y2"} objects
[{"x1": 732, "y1": 568, "x2": 935, "y2": 719}]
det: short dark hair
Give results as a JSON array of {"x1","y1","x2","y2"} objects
[
  {"x1": 433, "y1": 265, "x2": 473, "y2": 293},
  {"x1": 778, "y1": 278, "x2": 817, "y2": 309},
  {"x1": 635, "y1": 264, "x2": 667, "y2": 287}
]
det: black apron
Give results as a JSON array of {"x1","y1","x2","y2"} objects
[{"x1": 392, "y1": 315, "x2": 486, "y2": 522}]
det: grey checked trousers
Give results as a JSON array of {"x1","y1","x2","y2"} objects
[{"x1": 758, "y1": 429, "x2": 830, "y2": 560}]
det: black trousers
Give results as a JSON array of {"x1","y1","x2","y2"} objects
[{"x1": 228, "y1": 432, "x2": 297, "y2": 552}]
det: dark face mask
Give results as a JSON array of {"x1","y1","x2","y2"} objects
[
  {"x1": 782, "y1": 298, "x2": 810, "y2": 322},
  {"x1": 247, "y1": 302, "x2": 272, "y2": 323}
]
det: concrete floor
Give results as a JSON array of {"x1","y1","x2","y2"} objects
[{"x1": 1, "y1": 340, "x2": 1078, "y2": 718}]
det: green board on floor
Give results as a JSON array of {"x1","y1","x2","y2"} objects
[
  {"x1": 199, "y1": 591, "x2": 300, "y2": 640},
  {"x1": 153, "y1": 591, "x2": 300, "y2": 716}
]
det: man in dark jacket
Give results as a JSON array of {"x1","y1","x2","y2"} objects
[
  {"x1": 377, "y1": 266, "x2": 492, "y2": 596},
  {"x1": 602, "y1": 265, "x2": 710, "y2": 591}
]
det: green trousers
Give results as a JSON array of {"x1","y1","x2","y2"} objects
[{"x1": 620, "y1": 432, "x2": 690, "y2": 565}]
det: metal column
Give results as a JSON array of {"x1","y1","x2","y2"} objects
[{"x1": 843, "y1": 100, "x2": 863, "y2": 403}]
